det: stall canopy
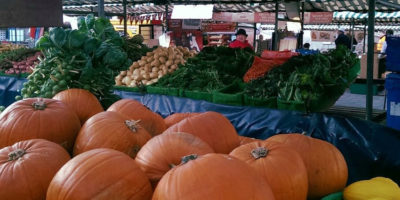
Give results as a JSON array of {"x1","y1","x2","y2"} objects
[{"x1": 62, "y1": 0, "x2": 400, "y2": 15}]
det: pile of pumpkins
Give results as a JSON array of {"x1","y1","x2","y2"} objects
[{"x1": 0, "y1": 88, "x2": 399, "y2": 200}]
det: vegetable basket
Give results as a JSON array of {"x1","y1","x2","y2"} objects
[
  {"x1": 147, "y1": 86, "x2": 181, "y2": 97},
  {"x1": 243, "y1": 95, "x2": 277, "y2": 108},
  {"x1": 182, "y1": 90, "x2": 213, "y2": 102},
  {"x1": 212, "y1": 81, "x2": 245, "y2": 106}
]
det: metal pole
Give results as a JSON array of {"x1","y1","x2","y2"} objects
[
  {"x1": 366, "y1": 0, "x2": 376, "y2": 121},
  {"x1": 253, "y1": 23, "x2": 257, "y2": 50},
  {"x1": 363, "y1": 21, "x2": 367, "y2": 53},
  {"x1": 165, "y1": 4, "x2": 169, "y2": 32},
  {"x1": 273, "y1": 0, "x2": 279, "y2": 51},
  {"x1": 299, "y1": 1, "x2": 305, "y2": 49},
  {"x1": 98, "y1": 0, "x2": 104, "y2": 17},
  {"x1": 350, "y1": 20, "x2": 354, "y2": 51},
  {"x1": 123, "y1": 0, "x2": 127, "y2": 37}
]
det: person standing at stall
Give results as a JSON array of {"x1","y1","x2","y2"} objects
[
  {"x1": 229, "y1": 29, "x2": 253, "y2": 50},
  {"x1": 335, "y1": 28, "x2": 351, "y2": 49},
  {"x1": 378, "y1": 29, "x2": 394, "y2": 78}
]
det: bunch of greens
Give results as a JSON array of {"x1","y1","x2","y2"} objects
[
  {"x1": 122, "y1": 34, "x2": 154, "y2": 62},
  {"x1": 19, "y1": 15, "x2": 131, "y2": 108},
  {"x1": 155, "y1": 46, "x2": 254, "y2": 92},
  {"x1": 245, "y1": 46, "x2": 358, "y2": 103}
]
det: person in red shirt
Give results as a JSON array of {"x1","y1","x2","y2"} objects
[{"x1": 229, "y1": 29, "x2": 253, "y2": 50}]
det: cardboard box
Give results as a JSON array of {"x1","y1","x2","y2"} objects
[{"x1": 359, "y1": 54, "x2": 380, "y2": 79}]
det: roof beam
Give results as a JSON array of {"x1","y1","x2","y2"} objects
[{"x1": 376, "y1": 0, "x2": 400, "y2": 10}]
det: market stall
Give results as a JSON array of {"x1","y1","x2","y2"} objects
[{"x1": 1, "y1": 0, "x2": 400, "y2": 199}]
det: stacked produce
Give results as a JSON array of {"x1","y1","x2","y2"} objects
[
  {"x1": 115, "y1": 46, "x2": 196, "y2": 87},
  {"x1": 19, "y1": 14, "x2": 130, "y2": 108},
  {"x1": 122, "y1": 34, "x2": 154, "y2": 62},
  {"x1": 245, "y1": 46, "x2": 358, "y2": 110},
  {"x1": 155, "y1": 46, "x2": 254, "y2": 92},
  {"x1": 0, "y1": 92, "x2": 398, "y2": 199},
  {"x1": 0, "y1": 43, "x2": 25, "y2": 53},
  {"x1": 0, "y1": 48, "x2": 40, "y2": 74}
]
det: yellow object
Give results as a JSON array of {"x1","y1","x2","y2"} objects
[
  {"x1": 343, "y1": 177, "x2": 400, "y2": 200},
  {"x1": 377, "y1": 36, "x2": 386, "y2": 51}
]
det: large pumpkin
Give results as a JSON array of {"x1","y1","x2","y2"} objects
[
  {"x1": 0, "y1": 98, "x2": 81, "y2": 152},
  {"x1": 238, "y1": 135, "x2": 261, "y2": 146},
  {"x1": 53, "y1": 88, "x2": 104, "y2": 125},
  {"x1": 153, "y1": 153, "x2": 276, "y2": 200},
  {"x1": 107, "y1": 99, "x2": 166, "y2": 136},
  {"x1": 73, "y1": 111, "x2": 152, "y2": 158},
  {"x1": 163, "y1": 111, "x2": 240, "y2": 153},
  {"x1": 47, "y1": 148, "x2": 153, "y2": 200},
  {"x1": 135, "y1": 132, "x2": 214, "y2": 187},
  {"x1": 230, "y1": 140, "x2": 308, "y2": 200},
  {"x1": 164, "y1": 113, "x2": 200, "y2": 128},
  {"x1": 0, "y1": 139, "x2": 70, "y2": 200},
  {"x1": 267, "y1": 133, "x2": 348, "y2": 199}
]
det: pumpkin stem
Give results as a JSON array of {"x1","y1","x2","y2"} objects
[
  {"x1": 251, "y1": 147, "x2": 268, "y2": 159},
  {"x1": 32, "y1": 98, "x2": 46, "y2": 110},
  {"x1": 125, "y1": 120, "x2": 141, "y2": 132},
  {"x1": 181, "y1": 154, "x2": 198, "y2": 165},
  {"x1": 169, "y1": 163, "x2": 176, "y2": 168},
  {"x1": 8, "y1": 149, "x2": 26, "y2": 161}
]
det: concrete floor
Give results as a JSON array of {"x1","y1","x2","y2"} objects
[{"x1": 334, "y1": 89, "x2": 387, "y2": 110}]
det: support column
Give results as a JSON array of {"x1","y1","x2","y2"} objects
[
  {"x1": 98, "y1": 0, "x2": 104, "y2": 17},
  {"x1": 123, "y1": 0, "x2": 127, "y2": 37},
  {"x1": 366, "y1": 0, "x2": 376, "y2": 120},
  {"x1": 273, "y1": 0, "x2": 279, "y2": 50},
  {"x1": 165, "y1": 4, "x2": 169, "y2": 32}
]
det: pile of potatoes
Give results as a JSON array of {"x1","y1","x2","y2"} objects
[{"x1": 115, "y1": 46, "x2": 196, "y2": 87}]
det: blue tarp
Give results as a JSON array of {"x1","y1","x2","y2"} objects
[{"x1": 1, "y1": 76, "x2": 400, "y2": 185}]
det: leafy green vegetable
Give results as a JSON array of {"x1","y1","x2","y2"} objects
[{"x1": 21, "y1": 14, "x2": 129, "y2": 109}]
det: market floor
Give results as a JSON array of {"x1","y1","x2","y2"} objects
[{"x1": 334, "y1": 89, "x2": 387, "y2": 110}]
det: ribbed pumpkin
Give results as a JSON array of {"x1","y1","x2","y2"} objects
[
  {"x1": 238, "y1": 135, "x2": 262, "y2": 146},
  {"x1": 267, "y1": 133, "x2": 348, "y2": 199},
  {"x1": 153, "y1": 153, "x2": 276, "y2": 200},
  {"x1": 53, "y1": 88, "x2": 104, "y2": 125},
  {"x1": 73, "y1": 111, "x2": 152, "y2": 158},
  {"x1": 164, "y1": 113, "x2": 200, "y2": 127},
  {"x1": 47, "y1": 148, "x2": 153, "y2": 200},
  {"x1": 230, "y1": 140, "x2": 308, "y2": 200},
  {"x1": 135, "y1": 132, "x2": 214, "y2": 187},
  {"x1": 0, "y1": 98, "x2": 81, "y2": 152},
  {"x1": 163, "y1": 111, "x2": 240, "y2": 153},
  {"x1": 107, "y1": 99, "x2": 166, "y2": 136},
  {"x1": 0, "y1": 139, "x2": 70, "y2": 200}
]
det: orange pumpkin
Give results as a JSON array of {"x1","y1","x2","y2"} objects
[
  {"x1": 238, "y1": 135, "x2": 262, "y2": 146},
  {"x1": 164, "y1": 113, "x2": 200, "y2": 127},
  {"x1": 267, "y1": 133, "x2": 348, "y2": 199},
  {"x1": 135, "y1": 132, "x2": 214, "y2": 187},
  {"x1": 153, "y1": 153, "x2": 276, "y2": 200},
  {"x1": 163, "y1": 111, "x2": 240, "y2": 153},
  {"x1": 73, "y1": 111, "x2": 152, "y2": 158},
  {"x1": 0, "y1": 98, "x2": 81, "y2": 152},
  {"x1": 107, "y1": 99, "x2": 166, "y2": 136},
  {"x1": 0, "y1": 139, "x2": 70, "y2": 200},
  {"x1": 47, "y1": 148, "x2": 153, "y2": 200},
  {"x1": 230, "y1": 140, "x2": 308, "y2": 200},
  {"x1": 53, "y1": 88, "x2": 104, "y2": 125}
]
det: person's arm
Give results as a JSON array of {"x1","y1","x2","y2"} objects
[{"x1": 379, "y1": 41, "x2": 388, "y2": 59}]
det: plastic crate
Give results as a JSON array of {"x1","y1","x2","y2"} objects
[
  {"x1": 243, "y1": 95, "x2": 277, "y2": 108},
  {"x1": 113, "y1": 86, "x2": 142, "y2": 93},
  {"x1": 147, "y1": 86, "x2": 181, "y2": 96},
  {"x1": 321, "y1": 192, "x2": 343, "y2": 200},
  {"x1": 385, "y1": 73, "x2": 400, "y2": 131},
  {"x1": 212, "y1": 82, "x2": 245, "y2": 106},
  {"x1": 277, "y1": 99, "x2": 307, "y2": 112},
  {"x1": 386, "y1": 36, "x2": 400, "y2": 72},
  {"x1": 182, "y1": 90, "x2": 213, "y2": 102}
]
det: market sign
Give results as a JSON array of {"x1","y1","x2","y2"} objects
[
  {"x1": 0, "y1": 0, "x2": 62, "y2": 27},
  {"x1": 213, "y1": 12, "x2": 285, "y2": 23},
  {"x1": 304, "y1": 12, "x2": 333, "y2": 24}
]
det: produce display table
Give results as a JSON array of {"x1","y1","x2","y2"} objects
[{"x1": 1, "y1": 75, "x2": 400, "y2": 185}]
